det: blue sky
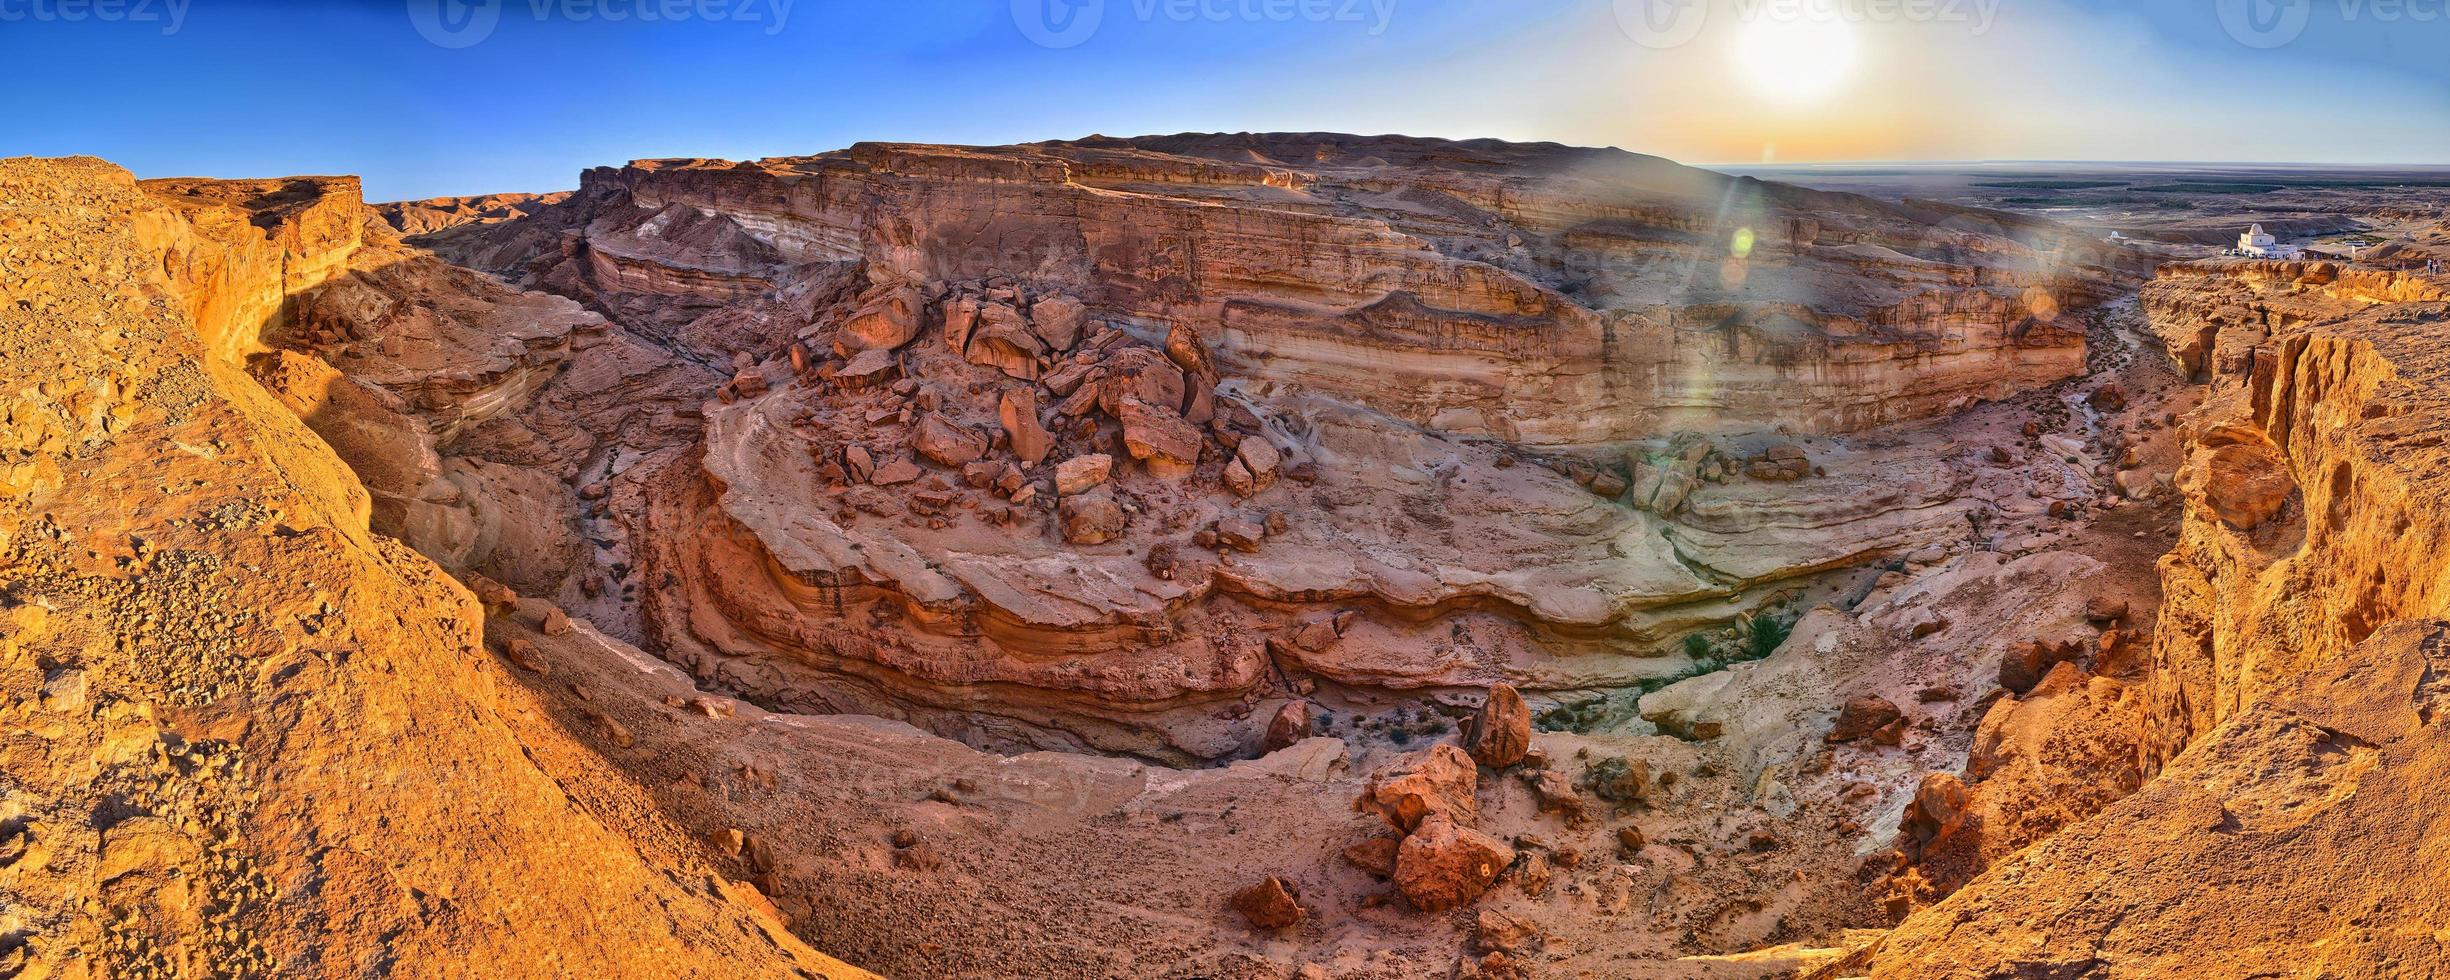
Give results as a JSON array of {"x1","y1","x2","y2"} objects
[{"x1": 2, "y1": 0, "x2": 2444, "y2": 200}]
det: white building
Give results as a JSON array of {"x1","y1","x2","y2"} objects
[{"x1": 2237, "y1": 224, "x2": 2303, "y2": 259}]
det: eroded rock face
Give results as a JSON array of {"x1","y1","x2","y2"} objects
[
  {"x1": 401, "y1": 134, "x2": 2140, "y2": 762},
  {"x1": 0, "y1": 157, "x2": 862, "y2": 980},
  {"x1": 1835, "y1": 254, "x2": 2450, "y2": 977}
]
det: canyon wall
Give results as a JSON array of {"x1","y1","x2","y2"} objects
[
  {"x1": 1831, "y1": 257, "x2": 2450, "y2": 977},
  {"x1": 388, "y1": 135, "x2": 2149, "y2": 761},
  {"x1": 0, "y1": 156, "x2": 866, "y2": 979}
]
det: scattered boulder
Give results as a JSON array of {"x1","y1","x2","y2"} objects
[
  {"x1": 1263, "y1": 700, "x2": 1313, "y2": 753},
  {"x1": 1028, "y1": 294, "x2": 1087, "y2": 352},
  {"x1": 1224, "y1": 437, "x2": 1282, "y2": 498},
  {"x1": 1361, "y1": 743, "x2": 1480, "y2": 832},
  {"x1": 836, "y1": 348, "x2": 900, "y2": 391},
  {"x1": 2085, "y1": 595, "x2": 2130, "y2": 625},
  {"x1": 1903, "y1": 771, "x2": 1972, "y2": 847},
  {"x1": 914, "y1": 413, "x2": 989, "y2": 468},
  {"x1": 1464, "y1": 683, "x2": 1531, "y2": 769},
  {"x1": 1581, "y1": 756, "x2": 1649, "y2": 805},
  {"x1": 1341, "y1": 837, "x2": 1400, "y2": 879},
  {"x1": 1214, "y1": 515, "x2": 1266, "y2": 552},
  {"x1": 1998, "y1": 638, "x2": 2084, "y2": 695},
  {"x1": 964, "y1": 302, "x2": 1045, "y2": 380},
  {"x1": 1230, "y1": 876, "x2": 1306, "y2": 930},
  {"x1": 871, "y1": 458, "x2": 922, "y2": 486},
  {"x1": 835, "y1": 282, "x2": 925, "y2": 354},
  {"x1": 1393, "y1": 813, "x2": 1516, "y2": 912},
  {"x1": 998, "y1": 389, "x2": 1055, "y2": 466},
  {"x1": 2087, "y1": 383, "x2": 2128, "y2": 412},
  {"x1": 1525, "y1": 769, "x2": 1585, "y2": 824},
  {"x1": 1826, "y1": 694, "x2": 1905, "y2": 745},
  {"x1": 1054, "y1": 453, "x2": 1113, "y2": 495},
  {"x1": 1117, "y1": 397, "x2": 1203, "y2": 479},
  {"x1": 1058, "y1": 491, "x2": 1126, "y2": 545}
]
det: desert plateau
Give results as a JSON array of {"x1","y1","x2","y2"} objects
[{"x1": 5, "y1": 2, "x2": 2450, "y2": 978}]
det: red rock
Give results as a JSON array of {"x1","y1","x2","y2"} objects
[
  {"x1": 1117, "y1": 398, "x2": 1203, "y2": 479},
  {"x1": 1361, "y1": 743, "x2": 1480, "y2": 832},
  {"x1": 871, "y1": 458, "x2": 922, "y2": 486},
  {"x1": 1230, "y1": 876, "x2": 1305, "y2": 930},
  {"x1": 1466, "y1": 683, "x2": 1531, "y2": 769},
  {"x1": 1342, "y1": 837, "x2": 1400, "y2": 879},
  {"x1": 1054, "y1": 454, "x2": 1112, "y2": 495},
  {"x1": 1393, "y1": 813, "x2": 1516, "y2": 912},
  {"x1": 1826, "y1": 694, "x2": 1904, "y2": 743},
  {"x1": 1028, "y1": 294, "x2": 1087, "y2": 352},
  {"x1": 1057, "y1": 491, "x2": 1125, "y2": 545},
  {"x1": 836, "y1": 348, "x2": 900, "y2": 391},
  {"x1": 1263, "y1": 699, "x2": 1313, "y2": 753},
  {"x1": 998, "y1": 389, "x2": 1054, "y2": 467},
  {"x1": 913, "y1": 413, "x2": 988, "y2": 468},
  {"x1": 835, "y1": 282, "x2": 925, "y2": 354}
]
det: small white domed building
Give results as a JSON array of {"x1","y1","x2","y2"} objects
[{"x1": 2237, "y1": 224, "x2": 2303, "y2": 259}]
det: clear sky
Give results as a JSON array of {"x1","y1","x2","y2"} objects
[{"x1": 3, "y1": 0, "x2": 2444, "y2": 200}]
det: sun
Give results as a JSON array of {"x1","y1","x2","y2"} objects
[{"x1": 1731, "y1": 13, "x2": 1860, "y2": 104}]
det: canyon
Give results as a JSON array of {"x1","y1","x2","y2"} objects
[{"x1": 4, "y1": 135, "x2": 2447, "y2": 978}]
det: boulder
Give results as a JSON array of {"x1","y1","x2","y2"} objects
[
  {"x1": 2085, "y1": 595, "x2": 2130, "y2": 624},
  {"x1": 1361, "y1": 743, "x2": 1479, "y2": 832},
  {"x1": 1230, "y1": 876, "x2": 1305, "y2": 930},
  {"x1": 998, "y1": 389, "x2": 1055, "y2": 466},
  {"x1": 1028, "y1": 294, "x2": 1087, "y2": 352},
  {"x1": 1098, "y1": 348, "x2": 1187, "y2": 417},
  {"x1": 1341, "y1": 837, "x2": 1399, "y2": 879},
  {"x1": 1263, "y1": 699, "x2": 1313, "y2": 753},
  {"x1": 1225, "y1": 436, "x2": 1281, "y2": 497},
  {"x1": 1826, "y1": 694, "x2": 1905, "y2": 744},
  {"x1": 1465, "y1": 683, "x2": 1531, "y2": 769},
  {"x1": 1999, "y1": 638, "x2": 2083, "y2": 695},
  {"x1": 964, "y1": 302, "x2": 1045, "y2": 380},
  {"x1": 1058, "y1": 491, "x2": 1126, "y2": 545},
  {"x1": 1581, "y1": 756, "x2": 1648, "y2": 804},
  {"x1": 1525, "y1": 769, "x2": 1584, "y2": 823},
  {"x1": 941, "y1": 295, "x2": 981, "y2": 353},
  {"x1": 2087, "y1": 383, "x2": 2128, "y2": 412},
  {"x1": 836, "y1": 348, "x2": 900, "y2": 391},
  {"x1": 1118, "y1": 398, "x2": 1203, "y2": 479},
  {"x1": 835, "y1": 282, "x2": 926, "y2": 354},
  {"x1": 1903, "y1": 771, "x2": 1972, "y2": 846},
  {"x1": 1214, "y1": 516, "x2": 1265, "y2": 552},
  {"x1": 871, "y1": 458, "x2": 922, "y2": 486},
  {"x1": 1054, "y1": 454, "x2": 1113, "y2": 495},
  {"x1": 913, "y1": 413, "x2": 988, "y2": 468},
  {"x1": 1393, "y1": 813, "x2": 1516, "y2": 913}
]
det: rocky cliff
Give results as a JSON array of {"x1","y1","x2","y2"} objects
[
  {"x1": 1826, "y1": 257, "x2": 2450, "y2": 977},
  {"x1": 0, "y1": 156, "x2": 867, "y2": 979}
]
